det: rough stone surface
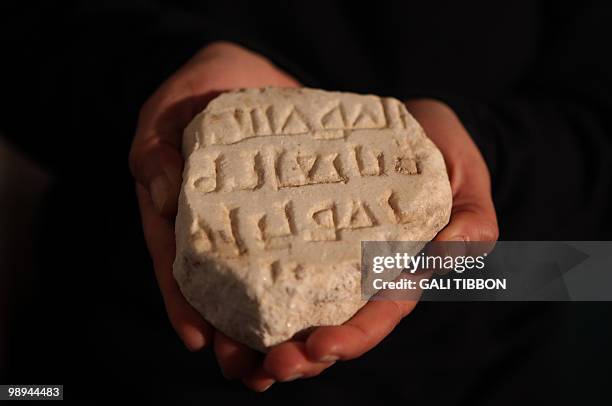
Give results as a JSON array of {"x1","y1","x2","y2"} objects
[{"x1": 173, "y1": 87, "x2": 452, "y2": 351}]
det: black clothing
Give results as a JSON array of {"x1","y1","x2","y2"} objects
[{"x1": 1, "y1": 1, "x2": 611, "y2": 404}]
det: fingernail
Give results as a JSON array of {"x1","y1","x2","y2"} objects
[
  {"x1": 282, "y1": 373, "x2": 303, "y2": 382},
  {"x1": 447, "y1": 236, "x2": 467, "y2": 255},
  {"x1": 182, "y1": 328, "x2": 207, "y2": 352},
  {"x1": 184, "y1": 338, "x2": 204, "y2": 352},
  {"x1": 149, "y1": 175, "x2": 170, "y2": 214},
  {"x1": 318, "y1": 355, "x2": 339, "y2": 363},
  {"x1": 260, "y1": 381, "x2": 275, "y2": 392}
]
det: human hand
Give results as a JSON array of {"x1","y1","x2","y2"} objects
[
  {"x1": 129, "y1": 41, "x2": 300, "y2": 390},
  {"x1": 129, "y1": 40, "x2": 498, "y2": 391},
  {"x1": 405, "y1": 99, "x2": 499, "y2": 245},
  {"x1": 239, "y1": 99, "x2": 499, "y2": 388}
]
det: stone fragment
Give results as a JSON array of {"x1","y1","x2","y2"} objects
[{"x1": 174, "y1": 87, "x2": 452, "y2": 351}]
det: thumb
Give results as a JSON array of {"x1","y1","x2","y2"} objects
[
  {"x1": 129, "y1": 86, "x2": 220, "y2": 218},
  {"x1": 433, "y1": 203, "x2": 498, "y2": 256},
  {"x1": 129, "y1": 138, "x2": 183, "y2": 218}
]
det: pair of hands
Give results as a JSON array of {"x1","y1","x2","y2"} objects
[{"x1": 129, "y1": 41, "x2": 498, "y2": 391}]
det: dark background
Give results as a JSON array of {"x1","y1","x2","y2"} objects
[{"x1": 1, "y1": 1, "x2": 611, "y2": 403}]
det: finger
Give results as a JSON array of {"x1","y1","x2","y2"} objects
[
  {"x1": 432, "y1": 187, "x2": 498, "y2": 259},
  {"x1": 432, "y1": 123, "x2": 499, "y2": 253},
  {"x1": 406, "y1": 99, "x2": 498, "y2": 248},
  {"x1": 439, "y1": 166, "x2": 498, "y2": 247},
  {"x1": 263, "y1": 341, "x2": 336, "y2": 382},
  {"x1": 433, "y1": 143, "x2": 498, "y2": 256},
  {"x1": 128, "y1": 81, "x2": 217, "y2": 218},
  {"x1": 242, "y1": 367, "x2": 276, "y2": 392},
  {"x1": 130, "y1": 141, "x2": 183, "y2": 218},
  {"x1": 434, "y1": 202, "x2": 499, "y2": 257},
  {"x1": 214, "y1": 331, "x2": 259, "y2": 379},
  {"x1": 136, "y1": 184, "x2": 212, "y2": 350},
  {"x1": 128, "y1": 89, "x2": 195, "y2": 219},
  {"x1": 305, "y1": 300, "x2": 416, "y2": 362}
]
